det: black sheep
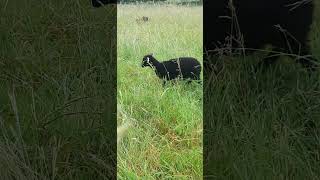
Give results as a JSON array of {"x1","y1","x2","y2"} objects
[
  {"x1": 204, "y1": 0, "x2": 317, "y2": 71},
  {"x1": 141, "y1": 54, "x2": 202, "y2": 86}
]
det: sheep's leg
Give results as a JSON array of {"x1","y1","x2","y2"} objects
[
  {"x1": 162, "y1": 80, "x2": 166, "y2": 87},
  {"x1": 196, "y1": 78, "x2": 202, "y2": 85}
]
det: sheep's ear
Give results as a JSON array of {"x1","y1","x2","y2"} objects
[{"x1": 150, "y1": 52, "x2": 154, "y2": 56}]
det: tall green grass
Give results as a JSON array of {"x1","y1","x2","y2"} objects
[
  {"x1": 117, "y1": 4, "x2": 203, "y2": 179},
  {"x1": 0, "y1": 0, "x2": 116, "y2": 179},
  {"x1": 204, "y1": 2, "x2": 320, "y2": 179}
]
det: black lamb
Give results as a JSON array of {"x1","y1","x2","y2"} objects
[
  {"x1": 204, "y1": 0, "x2": 317, "y2": 72},
  {"x1": 141, "y1": 54, "x2": 202, "y2": 86}
]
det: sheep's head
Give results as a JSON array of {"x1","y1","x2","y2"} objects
[{"x1": 141, "y1": 54, "x2": 154, "y2": 67}]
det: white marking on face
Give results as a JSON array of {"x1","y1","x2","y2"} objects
[{"x1": 147, "y1": 57, "x2": 150, "y2": 64}]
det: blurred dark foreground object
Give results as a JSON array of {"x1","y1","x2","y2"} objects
[{"x1": 92, "y1": 0, "x2": 117, "y2": 7}]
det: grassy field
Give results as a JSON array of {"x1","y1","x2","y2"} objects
[
  {"x1": 0, "y1": 1, "x2": 116, "y2": 179},
  {"x1": 204, "y1": 3, "x2": 320, "y2": 179},
  {"x1": 117, "y1": 4, "x2": 203, "y2": 179},
  {"x1": 2, "y1": 0, "x2": 319, "y2": 179}
]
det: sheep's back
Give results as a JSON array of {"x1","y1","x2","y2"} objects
[{"x1": 161, "y1": 58, "x2": 201, "y2": 80}]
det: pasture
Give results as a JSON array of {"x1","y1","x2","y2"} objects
[
  {"x1": 204, "y1": 1, "x2": 320, "y2": 179},
  {"x1": 0, "y1": 0, "x2": 116, "y2": 179},
  {"x1": 117, "y1": 3, "x2": 203, "y2": 179}
]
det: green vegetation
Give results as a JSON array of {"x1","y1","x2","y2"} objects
[
  {"x1": 117, "y1": 4, "x2": 203, "y2": 179},
  {"x1": 1, "y1": 0, "x2": 319, "y2": 179},
  {"x1": 0, "y1": 0, "x2": 116, "y2": 179},
  {"x1": 204, "y1": 2, "x2": 320, "y2": 179}
]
